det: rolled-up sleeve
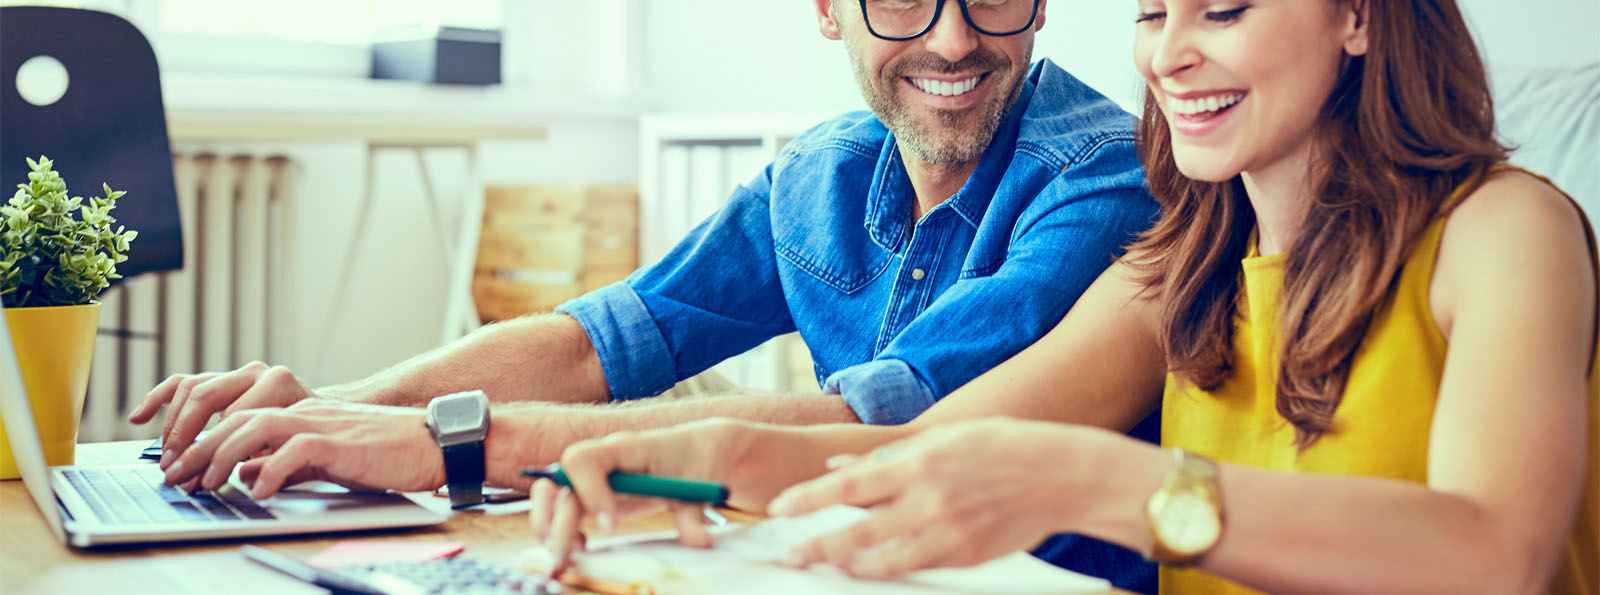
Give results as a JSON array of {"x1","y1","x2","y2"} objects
[
  {"x1": 556, "y1": 165, "x2": 796, "y2": 400},
  {"x1": 556, "y1": 282, "x2": 677, "y2": 401},
  {"x1": 822, "y1": 359, "x2": 934, "y2": 425}
]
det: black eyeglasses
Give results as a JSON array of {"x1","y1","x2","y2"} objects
[{"x1": 857, "y1": 0, "x2": 1041, "y2": 41}]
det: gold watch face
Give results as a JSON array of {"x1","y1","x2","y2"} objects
[{"x1": 1150, "y1": 490, "x2": 1222, "y2": 555}]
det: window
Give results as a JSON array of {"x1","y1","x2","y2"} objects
[
  {"x1": 3, "y1": 0, "x2": 503, "y2": 77},
  {"x1": 153, "y1": 0, "x2": 501, "y2": 45}
]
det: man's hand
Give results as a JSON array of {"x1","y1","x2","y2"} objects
[
  {"x1": 161, "y1": 399, "x2": 445, "y2": 499},
  {"x1": 128, "y1": 362, "x2": 321, "y2": 470}
]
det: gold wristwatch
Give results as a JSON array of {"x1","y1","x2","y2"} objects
[{"x1": 1145, "y1": 447, "x2": 1225, "y2": 566}]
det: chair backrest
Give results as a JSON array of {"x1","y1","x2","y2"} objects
[
  {"x1": 1492, "y1": 61, "x2": 1600, "y2": 219},
  {"x1": 1, "y1": 6, "x2": 183, "y2": 282}
]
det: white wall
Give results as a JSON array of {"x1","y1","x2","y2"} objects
[
  {"x1": 639, "y1": 1, "x2": 863, "y2": 113},
  {"x1": 637, "y1": 0, "x2": 1600, "y2": 112},
  {"x1": 310, "y1": 0, "x2": 1599, "y2": 385},
  {"x1": 1459, "y1": 0, "x2": 1600, "y2": 67},
  {"x1": 138, "y1": 0, "x2": 1597, "y2": 389}
]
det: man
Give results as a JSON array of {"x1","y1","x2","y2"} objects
[{"x1": 137, "y1": 0, "x2": 1157, "y2": 589}]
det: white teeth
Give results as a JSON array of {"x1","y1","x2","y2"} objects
[
  {"x1": 1171, "y1": 92, "x2": 1245, "y2": 116},
  {"x1": 912, "y1": 75, "x2": 981, "y2": 97}
]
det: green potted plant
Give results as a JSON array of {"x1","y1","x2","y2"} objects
[{"x1": 0, "y1": 156, "x2": 136, "y2": 479}]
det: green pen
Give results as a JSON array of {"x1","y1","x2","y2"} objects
[{"x1": 521, "y1": 464, "x2": 729, "y2": 506}]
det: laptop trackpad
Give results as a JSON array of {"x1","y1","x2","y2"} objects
[{"x1": 251, "y1": 482, "x2": 426, "y2": 518}]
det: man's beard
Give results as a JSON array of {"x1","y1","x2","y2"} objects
[{"x1": 847, "y1": 42, "x2": 1030, "y2": 165}]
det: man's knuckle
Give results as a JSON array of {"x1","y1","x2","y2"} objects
[
  {"x1": 259, "y1": 365, "x2": 298, "y2": 387},
  {"x1": 177, "y1": 376, "x2": 205, "y2": 393}
]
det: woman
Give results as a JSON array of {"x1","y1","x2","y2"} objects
[{"x1": 532, "y1": 0, "x2": 1597, "y2": 591}]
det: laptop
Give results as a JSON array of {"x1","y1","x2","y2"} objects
[{"x1": 0, "y1": 302, "x2": 448, "y2": 548}]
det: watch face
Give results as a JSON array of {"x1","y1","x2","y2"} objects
[
  {"x1": 435, "y1": 397, "x2": 485, "y2": 432},
  {"x1": 1152, "y1": 491, "x2": 1222, "y2": 555}
]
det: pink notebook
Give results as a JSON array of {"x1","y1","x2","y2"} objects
[{"x1": 306, "y1": 541, "x2": 465, "y2": 569}]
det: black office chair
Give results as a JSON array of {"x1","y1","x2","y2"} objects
[
  {"x1": 1, "y1": 6, "x2": 183, "y2": 282},
  {"x1": 2, "y1": 6, "x2": 185, "y2": 438}
]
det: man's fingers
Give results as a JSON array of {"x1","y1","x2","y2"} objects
[
  {"x1": 161, "y1": 369, "x2": 263, "y2": 469},
  {"x1": 768, "y1": 458, "x2": 913, "y2": 517},
  {"x1": 163, "y1": 410, "x2": 254, "y2": 486},
  {"x1": 237, "y1": 458, "x2": 267, "y2": 484},
  {"x1": 129, "y1": 374, "x2": 185, "y2": 424},
  {"x1": 232, "y1": 365, "x2": 306, "y2": 416},
  {"x1": 670, "y1": 502, "x2": 712, "y2": 548},
  {"x1": 238, "y1": 458, "x2": 318, "y2": 490},
  {"x1": 248, "y1": 435, "x2": 327, "y2": 499},
  {"x1": 160, "y1": 373, "x2": 217, "y2": 463},
  {"x1": 188, "y1": 410, "x2": 298, "y2": 491}
]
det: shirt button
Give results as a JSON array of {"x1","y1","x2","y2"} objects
[{"x1": 911, "y1": 268, "x2": 926, "y2": 280}]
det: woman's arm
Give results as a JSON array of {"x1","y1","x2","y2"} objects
[
  {"x1": 774, "y1": 173, "x2": 1594, "y2": 593},
  {"x1": 904, "y1": 255, "x2": 1168, "y2": 432},
  {"x1": 1154, "y1": 172, "x2": 1592, "y2": 593},
  {"x1": 529, "y1": 257, "x2": 1168, "y2": 566}
]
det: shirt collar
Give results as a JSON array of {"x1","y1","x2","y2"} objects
[{"x1": 861, "y1": 73, "x2": 1036, "y2": 250}]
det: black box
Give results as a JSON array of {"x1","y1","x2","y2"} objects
[{"x1": 371, "y1": 26, "x2": 501, "y2": 85}]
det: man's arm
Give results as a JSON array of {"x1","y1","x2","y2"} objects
[
  {"x1": 556, "y1": 163, "x2": 797, "y2": 400},
  {"x1": 136, "y1": 161, "x2": 794, "y2": 462},
  {"x1": 325, "y1": 313, "x2": 607, "y2": 406}
]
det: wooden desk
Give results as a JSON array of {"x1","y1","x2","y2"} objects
[
  {"x1": 0, "y1": 441, "x2": 706, "y2": 595},
  {"x1": 1, "y1": 441, "x2": 1128, "y2": 594}
]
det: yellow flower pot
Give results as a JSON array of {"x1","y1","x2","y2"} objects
[{"x1": 0, "y1": 303, "x2": 100, "y2": 480}]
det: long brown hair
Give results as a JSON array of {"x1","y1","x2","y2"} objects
[{"x1": 1128, "y1": 0, "x2": 1508, "y2": 448}]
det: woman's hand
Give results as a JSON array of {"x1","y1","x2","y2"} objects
[
  {"x1": 766, "y1": 418, "x2": 1122, "y2": 580},
  {"x1": 527, "y1": 418, "x2": 821, "y2": 577}
]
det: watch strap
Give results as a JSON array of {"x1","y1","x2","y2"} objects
[{"x1": 441, "y1": 441, "x2": 486, "y2": 509}]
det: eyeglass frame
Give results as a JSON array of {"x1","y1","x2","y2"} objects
[{"x1": 856, "y1": 0, "x2": 1042, "y2": 42}]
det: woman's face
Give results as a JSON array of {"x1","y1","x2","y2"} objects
[{"x1": 1132, "y1": 0, "x2": 1368, "y2": 182}]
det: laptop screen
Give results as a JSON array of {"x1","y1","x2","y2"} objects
[{"x1": 0, "y1": 300, "x2": 67, "y2": 541}]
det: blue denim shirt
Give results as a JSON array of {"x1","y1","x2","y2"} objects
[
  {"x1": 560, "y1": 59, "x2": 1159, "y2": 592},
  {"x1": 561, "y1": 59, "x2": 1154, "y2": 420}
]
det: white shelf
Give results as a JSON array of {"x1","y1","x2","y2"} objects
[{"x1": 162, "y1": 73, "x2": 641, "y2": 143}]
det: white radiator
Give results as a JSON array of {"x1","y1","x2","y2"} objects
[{"x1": 79, "y1": 153, "x2": 295, "y2": 442}]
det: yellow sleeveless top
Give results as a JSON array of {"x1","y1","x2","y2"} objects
[{"x1": 1160, "y1": 169, "x2": 1599, "y2": 594}]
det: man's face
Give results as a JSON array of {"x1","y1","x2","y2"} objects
[{"x1": 818, "y1": 0, "x2": 1046, "y2": 165}]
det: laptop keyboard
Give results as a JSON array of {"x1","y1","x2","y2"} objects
[{"x1": 62, "y1": 468, "x2": 276, "y2": 526}]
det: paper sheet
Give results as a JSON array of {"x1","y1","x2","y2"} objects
[{"x1": 528, "y1": 506, "x2": 1110, "y2": 594}]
